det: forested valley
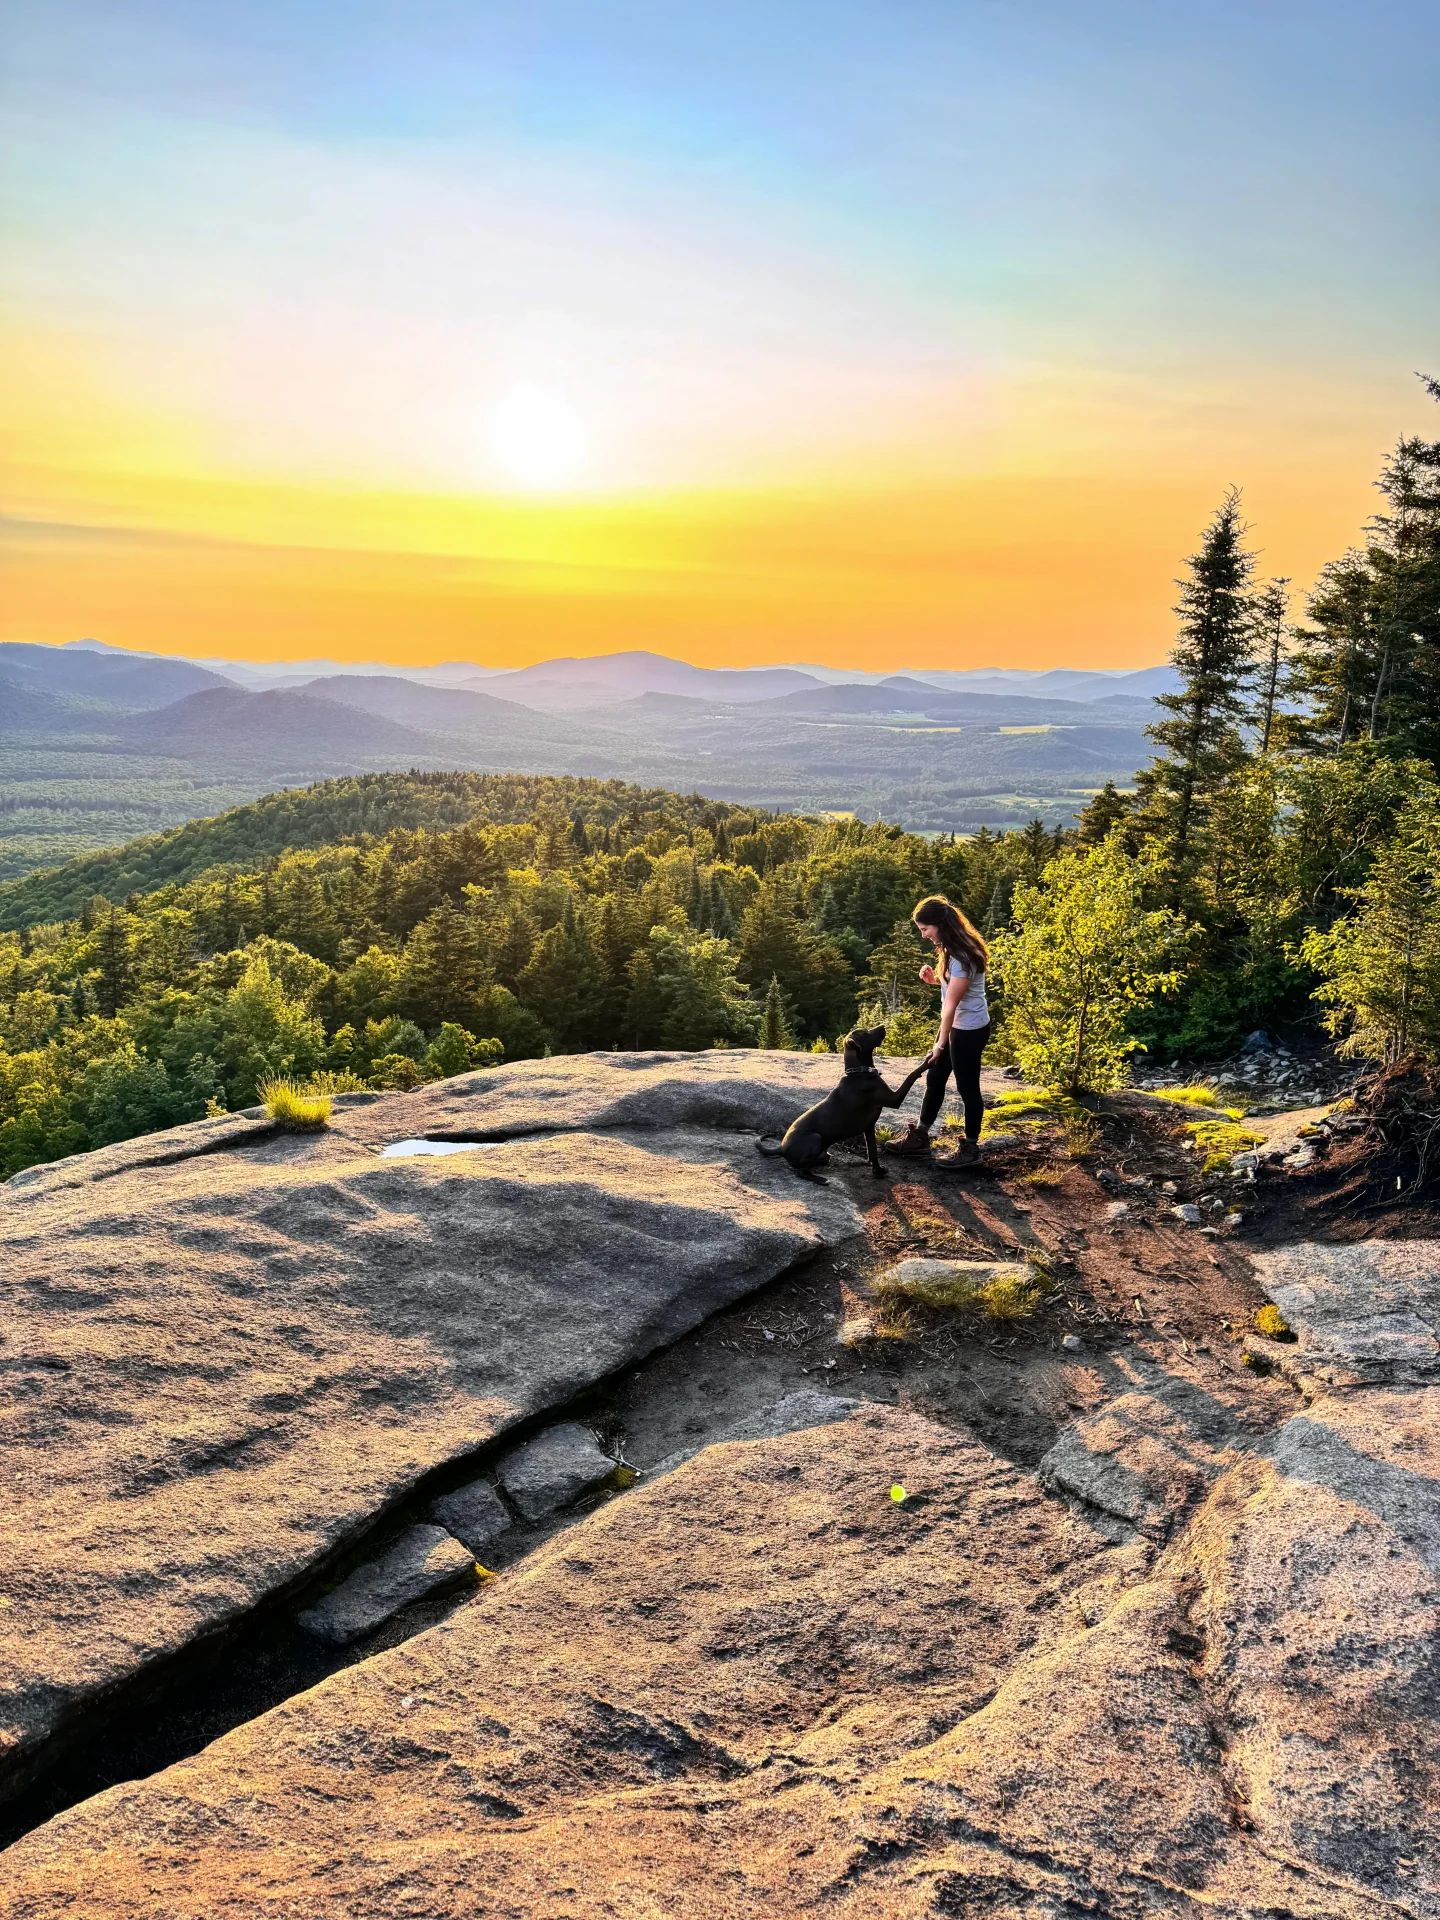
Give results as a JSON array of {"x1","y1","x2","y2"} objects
[{"x1": 0, "y1": 382, "x2": 1436, "y2": 1177}]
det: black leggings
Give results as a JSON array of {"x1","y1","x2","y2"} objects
[{"x1": 920, "y1": 1022, "x2": 991, "y2": 1139}]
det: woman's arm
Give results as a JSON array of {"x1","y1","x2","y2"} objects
[{"x1": 930, "y1": 971, "x2": 966, "y2": 1060}]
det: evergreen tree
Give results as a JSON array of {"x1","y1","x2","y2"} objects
[
  {"x1": 1135, "y1": 490, "x2": 1258, "y2": 893},
  {"x1": 214, "y1": 874, "x2": 242, "y2": 952},
  {"x1": 489, "y1": 901, "x2": 537, "y2": 988},
  {"x1": 983, "y1": 873, "x2": 1013, "y2": 934},
  {"x1": 1283, "y1": 382, "x2": 1440, "y2": 758},
  {"x1": 707, "y1": 872, "x2": 737, "y2": 939},
  {"x1": 94, "y1": 907, "x2": 133, "y2": 1018},
  {"x1": 516, "y1": 917, "x2": 608, "y2": 1049},
  {"x1": 397, "y1": 901, "x2": 488, "y2": 1029},
  {"x1": 1301, "y1": 789, "x2": 1440, "y2": 1064},
  {"x1": 1076, "y1": 782, "x2": 1131, "y2": 845},
  {"x1": 857, "y1": 918, "x2": 931, "y2": 1021},
  {"x1": 1251, "y1": 577, "x2": 1290, "y2": 753},
  {"x1": 758, "y1": 974, "x2": 793, "y2": 1049},
  {"x1": 1018, "y1": 817, "x2": 1053, "y2": 881}
]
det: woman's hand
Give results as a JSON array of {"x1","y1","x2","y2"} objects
[{"x1": 918, "y1": 963, "x2": 937, "y2": 986}]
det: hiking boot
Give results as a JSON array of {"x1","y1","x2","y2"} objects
[
  {"x1": 885, "y1": 1123, "x2": 933, "y2": 1158},
  {"x1": 935, "y1": 1137, "x2": 981, "y2": 1172}
]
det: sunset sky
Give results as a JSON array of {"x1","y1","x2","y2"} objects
[{"x1": 2, "y1": 0, "x2": 1436, "y2": 671}]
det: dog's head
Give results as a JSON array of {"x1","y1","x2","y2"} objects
[{"x1": 841, "y1": 1025, "x2": 886, "y2": 1073}]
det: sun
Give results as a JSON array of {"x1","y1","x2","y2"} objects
[{"x1": 484, "y1": 384, "x2": 590, "y2": 490}]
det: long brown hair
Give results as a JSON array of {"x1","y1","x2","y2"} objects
[{"x1": 911, "y1": 894, "x2": 988, "y2": 986}]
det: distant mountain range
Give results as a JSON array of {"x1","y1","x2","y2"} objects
[
  {"x1": 51, "y1": 638, "x2": 1182, "y2": 709},
  {"x1": 0, "y1": 638, "x2": 1174, "y2": 879}
]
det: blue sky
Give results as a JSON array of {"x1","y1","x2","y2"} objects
[{"x1": 3, "y1": 0, "x2": 1436, "y2": 667}]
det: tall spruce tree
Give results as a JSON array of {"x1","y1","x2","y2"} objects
[
  {"x1": 1251, "y1": 577, "x2": 1290, "y2": 753},
  {"x1": 1076, "y1": 781, "x2": 1132, "y2": 846},
  {"x1": 1284, "y1": 378, "x2": 1440, "y2": 758},
  {"x1": 94, "y1": 906, "x2": 133, "y2": 1018},
  {"x1": 758, "y1": 975, "x2": 793, "y2": 1049},
  {"x1": 1135, "y1": 490, "x2": 1257, "y2": 893}
]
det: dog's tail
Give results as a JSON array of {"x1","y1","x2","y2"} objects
[{"x1": 755, "y1": 1137, "x2": 785, "y2": 1157}]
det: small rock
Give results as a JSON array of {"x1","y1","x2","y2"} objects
[
  {"x1": 1283, "y1": 1145, "x2": 1317, "y2": 1170},
  {"x1": 976, "y1": 1131, "x2": 1023, "y2": 1151},
  {"x1": 298, "y1": 1525, "x2": 475, "y2": 1645},
  {"x1": 877, "y1": 1257, "x2": 1033, "y2": 1308},
  {"x1": 1095, "y1": 1170, "x2": 1122, "y2": 1193},
  {"x1": 1061, "y1": 1333, "x2": 1084, "y2": 1353},
  {"x1": 839, "y1": 1314, "x2": 876, "y2": 1347},
  {"x1": 1230, "y1": 1152, "x2": 1260, "y2": 1173},
  {"x1": 1240, "y1": 1030, "x2": 1274, "y2": 1054},
  {"x1": 428, "y1": 1479, "x2": 512, "y2": 1557},
  {"x1": 1103, "y1": 1201, "x2": 1130, "y2": 1223},
  {"x1": 497, "y1": 1423, "x2": 616, "y2": 1521},
  {"x1": 1171, "y1": 1204, "x2": 1204, "y2": 1226},
  {"x1": 1160, "y1": 1180, "x2": 1178, "y2": 1195}
]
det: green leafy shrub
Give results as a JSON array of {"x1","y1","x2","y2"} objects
[
  {"x1": 1301, "y1": 792, "x2": 1440, "y2": 1065},
  {"x1": 369, "y1": 1053, "x2": 427, "y2": 1091},
  {"x1": 292, "y1": 1069, "x2": 367, "y2": 1094},
  {"x1": 989, "y1": 838, "x2": 1192, "y2": 1093},
  {"x1": 878, "y1": 1003, "x2": 936, "y2": 1056}
]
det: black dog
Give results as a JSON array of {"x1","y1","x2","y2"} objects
[{"x1": 756, "y1": 1025, "x2": 929, "y2": 1182}]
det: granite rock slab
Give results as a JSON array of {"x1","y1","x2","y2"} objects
[
  {"x1": 1040, "y1": 1379, "x2": 1248, "y2": 1535},
  {"x1": 1252, "y1": 1240, "x2": 1440, "y2": 1387},
  {"x1": 0, "y1": 1058, "x2": 863, "y2": 1796},
  {"x1": 5, "y1": 1392, "x2": 1433, "y2": 1917}
]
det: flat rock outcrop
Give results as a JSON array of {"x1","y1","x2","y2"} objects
[
  {"x1": 5, "y1": 1371, "x2": 1435, "y2": 1919},
  {"x1": 0, "y1": 1055, "x2": 863, "y2": 1795},
  {"x1": 328, "y1": 1047, "x2": 958, "y2": 1150},
  {"x1": 1039, "y1": 1375, "x2": 1248, "y2": 1535},
  {"x1": 1252, "y1": 1239, "x2": 1440, "y2": 1387},
  {"x1": 0, "y1": 1405, "x2": 1142, "y2": 1917}
]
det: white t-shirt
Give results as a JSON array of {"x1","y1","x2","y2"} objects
[{"x1": 947, "y1": 956, "x2": 989, "y2": 1031}]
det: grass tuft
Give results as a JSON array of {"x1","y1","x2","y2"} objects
[
  {"x1": 1061, "y1": 1108, "x2": 1099, "y2": 1158},
  {"x1": 979, "y1": 1274, "x2": 1043, "y2": 1322},
  {"x1": 1020, "y1": 1164, "x2": 1066, "y2": 1186},
  {"x1": 981, "y1": 1086, "x2": 1100, "y2": 1157},
  {"x1": 259, "y1": 1078, "x2": 332, "y2": 1131},
  {"x1": 1154, "y1": 1083, "x2": 1226, "y2": 1107},
  {"x1": 1155, "y1": 1083, "x2": 1247, "y2": 1120}
]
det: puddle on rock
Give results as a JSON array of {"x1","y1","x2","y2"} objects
[{"x1": 380, "y1": 1139, "x2": 501, "y2": 1157}]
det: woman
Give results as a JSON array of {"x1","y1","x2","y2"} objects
[{"x1": 886, "y1": 894, "x2": 990, "y2": 1168}]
